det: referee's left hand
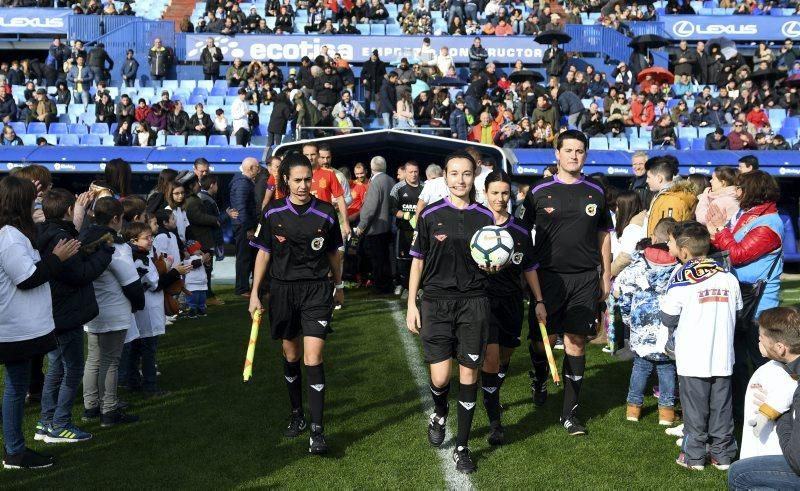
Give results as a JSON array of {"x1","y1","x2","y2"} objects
[
  {"x1": 333, "y1": 287, "x2": 344, "y2": 308},
  {"x1": 341, "y1": 222, "x2": 352, "y2": 240}
]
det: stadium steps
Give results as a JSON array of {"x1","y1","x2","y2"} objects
[{"x1": 163, "y1": 0, "x2": 197, "y2": 28}]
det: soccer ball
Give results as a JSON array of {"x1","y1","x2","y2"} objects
[{"x1": 470, "y1": 226, "x2": 514, "y2": 269}]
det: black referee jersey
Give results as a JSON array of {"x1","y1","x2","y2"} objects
[
  {"x1": 516, "y1": 175, "x2": 613, "y2": 274},
  {"x1": 250, "y1": 197, "x2": 343, "y2": 281},
  {"x1": 410, "y1": 197, "x2": 494, "y2": 298},
  {"x1": 390, "y1": 181, "x2": 423, "y2": 231},
  {"x1": 488, "y1": 216, "x2": 538, "y2": 297}
]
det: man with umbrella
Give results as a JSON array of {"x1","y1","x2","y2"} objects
[{"x1": 541, "y1": 38, "x2": 568, "y2": 81}]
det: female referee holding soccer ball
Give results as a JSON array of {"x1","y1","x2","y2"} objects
[
  {"x1": 249, "y1": 153, "x2": 344, "y2": 456},
  {"x1": 480, "y1": 170, "x2": 547, "y2": 446},
  {"x1": 406, "y1": 149, "x2": 495, "y2": 474}
]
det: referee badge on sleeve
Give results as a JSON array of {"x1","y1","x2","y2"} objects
[
  {"x1": 585, "y1": 204, "x2": 597, "y2": 216},
  {"x1": 255, "y1": 223, "x2": 261, "y2": 236},
  {"x1": 411, "y1": 231, "x2": 418, "y2": 246},
  {"x1": 311, "y1": 237, "x2": 325, "y2": 251}
]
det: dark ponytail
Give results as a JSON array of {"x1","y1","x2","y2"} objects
[
  {"x1": 483, "y1": 170, "x2": 511, "y2": 192},
  {"x1": 443, "y1": 149, "x2": 478, "y2": 203},
  {"x1": 278, "y1": 152, "x2": 313, "y2": 198}
]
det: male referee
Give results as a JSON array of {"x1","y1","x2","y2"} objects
[{"x1": 517, "y1": 130, "x2": 613, "y2": 436}]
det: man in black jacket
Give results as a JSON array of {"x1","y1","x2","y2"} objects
[
  {"x1": 628, "y1": 151, "x2": 655, "y2": 208},
  {"x1": 87, "y1": 43, "x2": 114, "y2": 85},
  {"x1": 37, "y1": 189, "x2": 113, "y2": 443},
  {"x1": 361, "y1": 50, "x2": 386, "y2": 117},
  {"x1": 200, "y1": 37, "x2": 224, "y2": 81},
  {"x1": 379, "y1": 71, "x2": 398, "y2": 128}
]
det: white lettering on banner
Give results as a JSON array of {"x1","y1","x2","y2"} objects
[
  {"x1": 5, "y1": 163, "x2": 24, "y2": 170},
  {"x1": 671, "y1": 20, "x2": 758, "y2": 37},
  {"x1": 782, "y1": 21, "x2": 800, "y2": 38},
  {"x1": 187, "y1": 36, "x2": 352, "y2": 61},
  {"x1": 606, "y1": 167, "x2": 630, "y2": 175},
  {"x1": 780, "y1": 167, "x2": 800, "y2": 176},
  {"x1": 0, "y1": 17, "x2": 64, "y2": 29},
  {"x1": 53, "y1": 163, "x2": 76, "y2": 171},
  {"x1": 688, "y1": 166, "x2": 711, "y2": 175}
]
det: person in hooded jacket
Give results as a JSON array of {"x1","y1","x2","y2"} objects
[
  {"x1": 267, "y1": 91, "x2": 294, "y2": 147},
  {"x1": 35, "y1": 189, "x2": 113, "y2": 444}
]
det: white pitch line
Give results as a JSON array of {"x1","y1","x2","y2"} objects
[{"x1": 389, "y1": 302, "x2": 474, "y2": 491}]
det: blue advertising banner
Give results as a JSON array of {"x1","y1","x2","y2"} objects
[
  {"x1": 0, "y1": 8, "x2": 69, "y2": 34},
  {"x1": 183, "y1": 34, "x2": 545, "y2": 63},
  {"x1": 664, "y1": 15, "x2": 800, "y2": 41}
]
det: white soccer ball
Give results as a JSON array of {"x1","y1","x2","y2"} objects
[{"x1": 469, "y1": 226, "x2": 514, "y2": 269}]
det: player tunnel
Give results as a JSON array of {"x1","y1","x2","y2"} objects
[{"x1": 268, "y1": 129, "x2": 512, "y2": 175}]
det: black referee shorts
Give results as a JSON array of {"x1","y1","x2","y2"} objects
[
  {"x1": 420, "y1": 296, "x2": 489, "y2": 369},
  {"x1": 529, "y1": 269, "x2": 599, "y2": 341},
  {"x1": 488, "y1": 294, "x2": 524, "y2": 348},
  {"x1": 268, "y1": 280, "x2": 334, "y2": 341}
]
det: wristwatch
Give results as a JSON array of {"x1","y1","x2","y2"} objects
[
  {"x1": 534, "y1": 299, "x2": 545, "y2": 305},
  {"x1": 334, "y1": 282, "x2": 345, "y2": 290}
]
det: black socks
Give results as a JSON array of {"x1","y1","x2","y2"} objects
[
  {"x1": 562, "y1": 354, "x2": 586, "y2": 420},
  {"x1": 456, "y1": 383, "x2": 478, "y2": 448},
  {"x1": 306, "y1": 363, "x2": 326, "y2": 426},
  {"x1": 430, "y1": 382, "x2": 450, "y2": 418},
  {"x1": 529, "y1": 343, "x2": 549, "y2": 383},
  {"x1": 283, "y1": 359, "x2": 302, "y2": 411},
  {"x1": 481, "y1": 371, "x2": 501, "y2": 423}
]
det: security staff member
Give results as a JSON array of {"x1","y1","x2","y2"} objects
[
  {"x1": 517, "y1": 130, "x2": 613, "y2": 437},
  {"x1": 249, "y1": 153, "x2": 344, "y2": 455},
  {"x1": 481, "y1": 170, "x2": 546, "y2": 446},
  {"x1": 406, "y1": 150, "x2": 494, "y2": 475},
  {"x1": 389, "y1": 161, "x2": 422, "y2": 296}
]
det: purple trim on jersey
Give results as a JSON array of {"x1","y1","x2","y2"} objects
[
  {"x1": 503, "y1": 218, "x2": 528, "y2": 236},
  {"x1": 265, "y1": 203, "x2": 291, "y2": 218},
  {"x1": 410, "y1": 250, "x2": 425, "y2": 258},
  {"x1": 470, "y1": 204, "x2": 495, "y2": 223},
  {"x1": 581, "y1": 178, "x2": 605, "y2": 195},
  {"x1": 530, "y1": 178, "x2": 559, "y2": 195},
  {"x1": 308, "y1": 201, "x2": 336, "y2": 224},
  {"x1": 421, "y1": 200, "x2": 450, "y2": 219},
  {"x1": 249, "y1": 241, "x2": 271, "y2": 253},
  {"x1": 524, "y1": 263, "x2": 539, "y2": 272}
]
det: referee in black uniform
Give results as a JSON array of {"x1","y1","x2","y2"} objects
[
  {"x1": 517, "y1": 130, "x2": 613, "y2": 436},
  {"x1": 481, "y1": 170, "x2": 546, "y2": 445},
  {"x1": 249, "y1": 153, "x2": 344, "y2": 455},
  {"x1": 407, "y1": 150, "x2": 494, "y2": 474},
  {"x1": 389, "y1": 161, "x2": 422, "y2": 296}
]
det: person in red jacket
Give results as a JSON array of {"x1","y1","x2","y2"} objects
[
  {"x1": 631, "y1": 92, "x2": 655, "y2": 128},
  {"x1": 467, "y1": 111, "x2": 499, "y2": 144},
  {"x1": 728, "y1": 121, "x2": 756, "y2": 150},
  {"x1": 746, "y1": 105, "x2": 769, "y2": 131},
  {"x1": 134, "y1": 98, "x2": 151, "y2": 123}
]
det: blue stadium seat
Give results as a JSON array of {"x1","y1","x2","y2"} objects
[
  {"x1": 90, "y1": 123, "x2": 110, "y2": 135},
  {"x1": 783, "y1": 215, "x2": 800, "y2": 262},
  {"x1": 166, "y1": 135, "x2": 186, "y2": 146},
  {"x1": 197, "y1": 80, "x2": 213, "y2": 91},
  {"x1": 173, "y1": 88, "x2": 191, "y2": 100},
  {"x1": 187, "y1": 135, "x2": 206, "y2": 146},
  {"x1": 138, "y1": 87, "x2": 156, "y2": 99},
  {"x1": 213, "y1": 79, "x2": 227, "y2": 89},
  {"x1": 624, "y1": 127, "x2": 638, "y2": 139},
  {"x1": 698, "y1": 127, "x2": 715, "y2": 140},
  {"x1": 41, "y1": 134, "x2": 57, "y2": 145},
  {"x1": 48, "y1": 123, "x2": 67, "y2": 135},
  {"x1": 639, "y1": 128, "x2": 652, "y2": 140},
  {"x1": 56, "y1": 104, "x2": 67, "y2": 115},
  {"x1": 101, "y1": 135, "x2": 115, "y2": 146},
  {"x1": 208, "y1": 134, "x2": 228, "y2": 146},
  {"x1": 589, "y1": 137, "x2": 608, "y2": 150},
  {"x1": 629, "y1": 138, "x2": 650, "y2": 150},
  {"x1": 179, "y1": 80, "x2": 197, "y2": 90},
  {"x1": 68, "y1": 123, "x2": 88, "y2": 135},
  {"x1": 80, "y1": 134, "x2": 101, "y2": 145},
  {"x1": 80, "y1": 112, "x2": 96, "y2": 125},
  {"x1": 254, "y1": 124, "x2": 268, "y2": 136},
  {"x1": 191, "y1": 87, "x2": 209, "y2": 98},
  {"x1": 210, "y1": 86, "x2": 226, "y2": 97},
  {"x1": 8, "y1": 121, "x2": 25, "y2": 135},
  {"x1": 692, "y1": 139, "x2": 706, "y2": 150},
  {"x1": 678, "y1": 137, "x2": 691, "y2": 149},
  {"x1": 207, "y1": 95, "x2": 225, "y2": 106},
  {"x1": 27, "y1": 122, "x2": 47, "y2": 134},
  {"x1": 162, "y1": 80, "x2": 179, "y2": 91},
  {"x1": 678, "y1": 127, "x2": 698, "y2": 139},
  {"x1": 21, "y1": 134, "x2": 37, "y2": 145},
  {"x1": 188, "y1": 95, "x2": 205, "y2": 106},
  {"x1": 227, "y1": 87, "x2": 240, "y2": 96},
  {"x1": 58, "y1": 134, "x2": 80, "y2": 145},
  {"x1": 608, "y1": 138, "x2": 628, "y2": 151}
]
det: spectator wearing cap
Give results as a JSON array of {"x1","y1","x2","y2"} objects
[
  {"x1": 226, "y1": 58, "x2": 247, "y2": 88},
  {"x1": 134, "y1": 98, "x2": 151, "y2": 123},
  {"x1": 200, "y1": 38, "x2": 224, "y2": 82},
  {"x1": 66, "y1": 56, "x2": 94, "y2": 106},
  {"x1": 26, "y1": 89, "x2": 56, "y2": 126},
  {"x1": 122, "y1": 49, "x2": 139, "y2": 87},
  {"x1": 705, "y1": 127, "x2": 729, "y2": 150},
  {"x1": 159, "y1": 90, "x2": 175, "y2": 113}
]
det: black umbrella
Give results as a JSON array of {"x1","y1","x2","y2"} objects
[
  {"x1": 535, "y1": 30, "x2": 572, "y2": 45},
  {"x1": 746, "y1": 68, "x2": 784, "y2": 85},
  {"x1": 628, "y1": 34, "x2": 671, "y2": 49},
  {"x1": 429, "y1": 77, "x2": 468, "y2": 87},
  {"x1": 509, "y1": 70, "x2": 545, "y2": 84}
]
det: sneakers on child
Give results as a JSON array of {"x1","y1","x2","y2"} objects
[
  {"x1": 709, "y1": 457, "x2": 731, "y2": 471},
  {"x1": 560, "y1": 415, "x2": 587, "y2": 436},
  {"x1": 676, "y1": 452, "x2": 704, "y2": 470},
  {"x1": 44, "y1": 424, "x2": 92, "y2": 443},
  {"x1": 626, "y1": 404, "x2": 641, "y2": 422},
  {"x1": 665, "y1": 423, "x2": 684, "y2": 437},
  {"x1": 33, "y1": 421, "x2": 49, "y2": 441},
  {"x1": 186, "y1": 309, "x2": 198, "y2": 319},
  {"x1": 3, "y1": 447, "x2": 54, "y2": 469}
]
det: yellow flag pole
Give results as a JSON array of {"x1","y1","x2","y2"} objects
[
  {"x1": 243, "y1": 310, "x2": 262, "y2": 383},
  {"x1": 538, "y1": 321, "x2": 561, "y2": 386}
]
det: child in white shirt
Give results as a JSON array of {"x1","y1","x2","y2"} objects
[{"x1": 183, "y1": 240, "x2": 208, "y2": 318}]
